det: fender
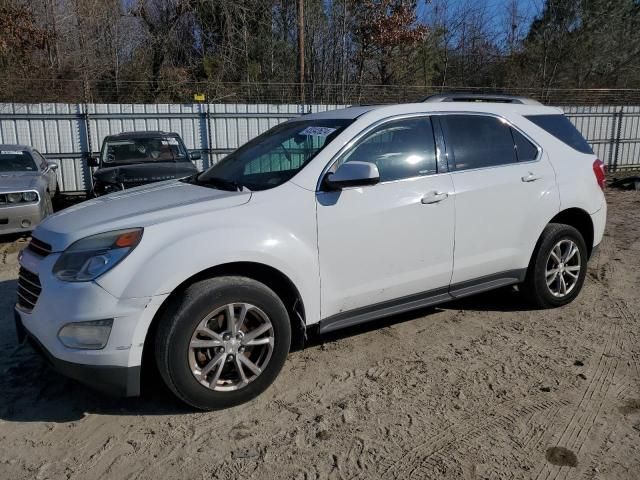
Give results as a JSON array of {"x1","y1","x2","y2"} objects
[{"x1": 95, "y1": 182, "x2": 321, "y2": 326}]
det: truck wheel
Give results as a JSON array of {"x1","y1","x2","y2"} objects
[
  {"x1": 523, "y1": 223, "x2": 588, "y2": 309},
  {"x1": 155, "y1": 276, "x2": 291, "y2": 410}
]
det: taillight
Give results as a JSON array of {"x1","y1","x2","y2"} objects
[{"x1": 592, "y1": 159, "x2": 606, "y2": 190}]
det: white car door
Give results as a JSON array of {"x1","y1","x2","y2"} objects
[
  {"x1": 316, "y1": 116, "x2": 455, "y2": 330},
  {"x1": 437, "y1": 114, "x2": 559, "y2": 291}
]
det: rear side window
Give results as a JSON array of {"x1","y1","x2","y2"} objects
[
  {"x1": 525, "y1": 114, "x2": 593, "y2": 154},
  {"x1": 440, "y1": 115, "x2": 517, "y2": 171},
  {"x1": 511, "y1": 129, "x2": 539, "y2": 162}
]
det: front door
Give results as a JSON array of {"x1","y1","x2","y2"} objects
[{"x1": 316, "y1": 116, "x2": 455, "y2": 321}]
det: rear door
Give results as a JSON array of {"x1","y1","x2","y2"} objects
[
  {"x1": 438, "y1": 114, "x2": 559, "y2": 288},
  {"x1": 316, "y1": 115, "x2": 455, "y2": 321}
]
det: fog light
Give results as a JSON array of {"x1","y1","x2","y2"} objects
[
  {"x1": 58, "y1": 319, "x2": 113, "y2": 349},
  {"x1": 21, "y1": 219, "x2": 31, "y2": 228}
]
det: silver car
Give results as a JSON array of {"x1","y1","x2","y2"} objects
[{"x1": 0, "y1": 144, "x2": 59, "y2": 235}]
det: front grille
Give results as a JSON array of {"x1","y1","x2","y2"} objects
[
  {"x1": 17, "y1": 267, "x2": 42, "y2": 312},
  {"x1": 27, "y1": 237, "x2": 52, "y2": 257}
]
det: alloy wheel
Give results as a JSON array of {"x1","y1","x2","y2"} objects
[
  {"x1": 188, "y1": 303, "x2": 274, "y2": 391},
  {"x1": 545, "y1": 239, "x2": 582, "y2": 298}
]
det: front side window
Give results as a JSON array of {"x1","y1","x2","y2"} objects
[
  {"x1": 339, "y1": 117, "x2": 437, "y2": 182},
  {"x1": 440, "y1": 115, "x2": 517, "y2": 171},
  {"x1": 101, "y1": 136, "x2": 188, "y2": 164},
  {"x1": 33, "y1": 151, "x2": 48, "y2": 170},
  {"x1": 192, "y1": 119, "x2": 352, "y2": 191},
  {"x1": 0, "y1": 150, "x2": 37, "y2": 172}
]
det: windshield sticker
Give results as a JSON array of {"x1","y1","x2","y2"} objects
[
  {"x1": 299, "y1": 126, "x2": 337, "y2": 137},
  {"x1": 167, "y1": 138, "x2": 179, "y2": 145},
  {"x1": 0, "y1": 150, "x2": 25, "y2": 155}
]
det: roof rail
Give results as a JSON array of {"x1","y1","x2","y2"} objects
[{"x1": 422, "y1": 93, "x2": 542, "y2": 105}]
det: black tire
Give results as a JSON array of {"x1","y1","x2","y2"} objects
[
  {"x1": 522, "y1": 223, "x2": 588, "y2": 309},
  {"x1": 43, "y1": 193, "x2": 54, "y2": 216},
  {"x1": 155, "y1": 276, "x2": 291, "y2": 410}
]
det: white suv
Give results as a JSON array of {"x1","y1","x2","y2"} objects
[{"x1": 15, "y1": 96, "x2": 607, "y2": 410}]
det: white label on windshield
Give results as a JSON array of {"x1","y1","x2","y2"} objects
[
  {"x1": 0, "y1": 150, "x2": 25, "y2": 155},
  {"x1": 167, "y1": 138, "x2": 179, "y2": 145},
  {"x1": 299, "y1": 126, "x2": 336, "y2": 137}
]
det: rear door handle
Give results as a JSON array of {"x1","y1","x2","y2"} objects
[
  {"x1": 521, "y1": 172, "x2": 542, "y2": 182},
  {"x1": 421, "y1": 191, "x2": 449, "y2": 204}
]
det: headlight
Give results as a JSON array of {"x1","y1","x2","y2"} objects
[
  {"x1": 22, "y1": 191, "x2": 38, "y2": 202},
  {"x1": 7, "y1": 192, "x2": 22, "y2": 203},
  {"x1": 53, "y1": 228, "x2": 143, "y2": 282},
  {"x1": 5, "y1": 191, "x2": 39, "y2": 203}
]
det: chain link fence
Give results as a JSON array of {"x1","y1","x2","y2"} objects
[{"x1": 4, "y1": 78, "x2": 640, "y2": 106}]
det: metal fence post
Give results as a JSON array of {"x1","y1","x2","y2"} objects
[
  {"x1": 612, "y1": 106, "x2": 624, "y2": 172},
  {"x1": 81, "y1": 102, "x2": 94, "y2": 191},
  {"x1": 206, "y1": 102, "x2": 213, "y2": 168}
]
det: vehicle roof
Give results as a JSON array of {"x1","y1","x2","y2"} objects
[
  {"x1": 104, "y1": 131, "x2": 180, "y2": 140},
  {"x1": 0, "y1": 144, "x2": 34, "y2": 152},
  {"x1": 297, "y1": 102, "x2": 563, "y2": 121}
]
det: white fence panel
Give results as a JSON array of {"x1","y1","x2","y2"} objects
[{"x1": 0, "y1": 102, "x2": 636, "y2": 193}]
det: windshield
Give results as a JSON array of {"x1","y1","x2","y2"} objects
[
  {"x1": 190, "y1": 119, "x2": 352, "y2": 191},
  {"x1": 0, "y1": 150, "x2": 38, "y2": 172},
  {"x1": 102, "y1": 137, "x2": 188, "y2": 164}
]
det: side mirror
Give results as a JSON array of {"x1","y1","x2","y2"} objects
[
  {"x1": 87, "y1": 155, "x2": 99, "y2": 168},
  {"x1": 189, "y1": 151, "x2": 202, "y2": 160},
  {"x1": 47, "y1": 162, "x2": 59, "y2": 171},
  {"x1": 322, "y1": 161, "x2": 380, "y2": 191}
]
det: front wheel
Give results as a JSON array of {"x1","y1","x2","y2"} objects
[
  {"x1": 155, "y1": 276, "x2": 291, "y2": 410},
  {"x1": 522, "y1": 223, "x2": 588, "y2": 309}
]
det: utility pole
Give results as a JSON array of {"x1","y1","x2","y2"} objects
[{"x1": 297, "y1": 0, "x2": 305, "y2": 105}]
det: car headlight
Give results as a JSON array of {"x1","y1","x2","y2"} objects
[
  {"x1": 22, "y1": 191, "x2": 39, "y2": 202},
  {"x1": 53, "y1": 228, "x2": 143, "y2": 282},
  {"x1": 7, "y1": 192, "x2": 23, "y2": 203},
  {"x1": 5, "y1": 191, "x2": 39, "y2": 203}
]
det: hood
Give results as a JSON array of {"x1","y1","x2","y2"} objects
[
  {"x1": 34, "y1": 180, "x2": 251, "y2": 251},
  {"x1": 94, "y1": 162, "x2": 197, "y2": 186},
  {"x1": 0, "y1": 172, "x2": 40, "y2": 192}
]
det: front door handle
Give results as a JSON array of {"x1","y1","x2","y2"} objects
[
  {"x1": 521, "y1": 172, "x2": 542, "y2": 182},
  {"x1": 421, "y1": 191, "x2": 449, "y2": 204}
]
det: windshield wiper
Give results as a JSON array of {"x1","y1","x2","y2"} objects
[{"x1": 198, "y1": 176, "x2": 247, "y2": 192}]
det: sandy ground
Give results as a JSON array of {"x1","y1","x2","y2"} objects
[{"x1": 0, "y1": 190, "x2": 639, "y2": 480}]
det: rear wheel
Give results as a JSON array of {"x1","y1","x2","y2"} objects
[
  {"x1": 155, "y1": 276, "x2": 291, "y2": 410},
  {"x1": 523, "y1": 223, "x2": 588, "y2": 308},
  {"x1": 43, "y1": 192, "x2": 54, "y2": 216}
]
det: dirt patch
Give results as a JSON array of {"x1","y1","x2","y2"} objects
[
  {"x1": 0, "y1": 190, "x2": 638, "y2": 480},
  {"x1": 546, "y1": 446, "x2": 578, "y2": 467},
  {"x1": 619, "y1": 399, "x2": 640, "y2": 416}
]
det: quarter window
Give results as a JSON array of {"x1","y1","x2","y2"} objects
[
  {"x1": 341, "y1": 117, "x2": 437, "y2": 182},
  {"x1": 440, "y1": 115, "x2": 517, "y2": 171},
  {"x1": 525, "y1": 114, "x2": 592, "y2": 154}
]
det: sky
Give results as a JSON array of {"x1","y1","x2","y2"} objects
[{"x1": 418, "y1": 0, "x2": 544, "y2": 44}]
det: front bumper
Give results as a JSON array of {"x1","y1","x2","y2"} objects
[
  {"x1": 16, "y1": 312, "x2": 141, "y2": 396},
  {"x1": 15, "y1": 247, "x2": 168, "y2": 397},
  {"x1": 0, "y1": 201, "x2": 47, "y2": 234}
]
